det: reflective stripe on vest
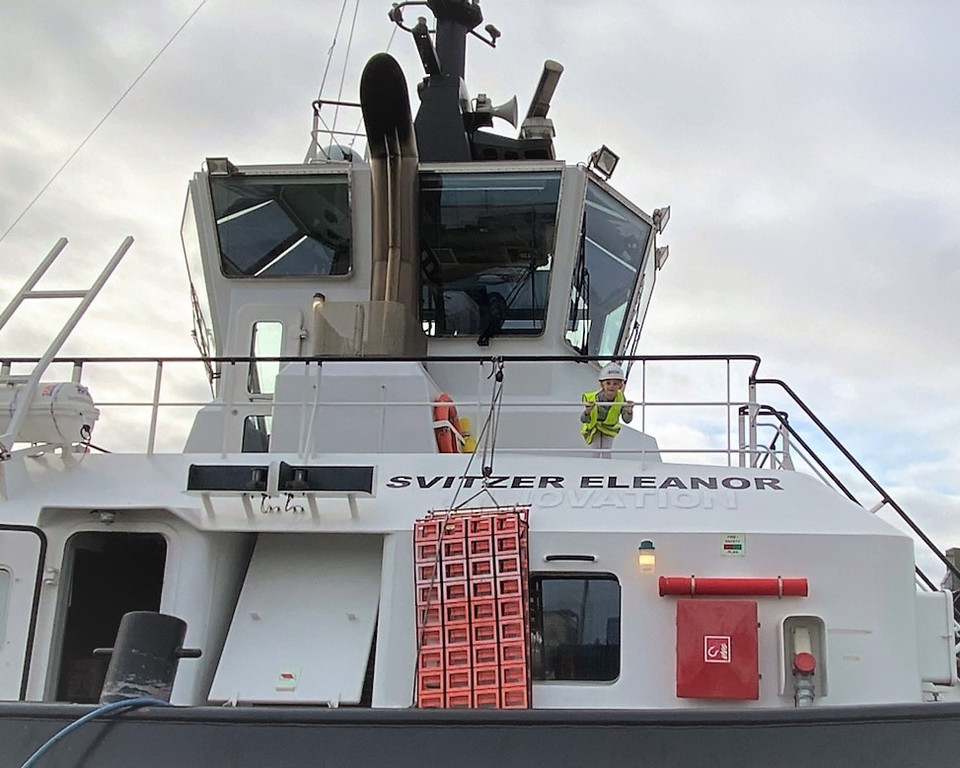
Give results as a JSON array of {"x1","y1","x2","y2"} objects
[{"x1": 581, "y1": 390, "x2": 624, "y2": 444}]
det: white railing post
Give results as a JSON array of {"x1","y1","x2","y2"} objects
[{"x1": 147, "y1": 360, "x2": 163, "y2": 455}]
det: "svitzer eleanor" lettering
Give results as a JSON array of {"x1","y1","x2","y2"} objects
[{"x1": 385, "y1": 474, "x2": 783, "y2": 491}]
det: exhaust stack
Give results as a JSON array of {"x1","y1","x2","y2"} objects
[{"x1": 312, "y1": 53, "x2": 424, "y2": 357}]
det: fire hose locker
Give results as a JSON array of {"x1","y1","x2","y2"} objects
[{"x1": 675, "y1": 599, "x2": 759, "y2": 700}]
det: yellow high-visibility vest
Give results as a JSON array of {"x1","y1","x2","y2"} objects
[{"x1": 581, "y1": 390, "x2": 625, "y2": 444}]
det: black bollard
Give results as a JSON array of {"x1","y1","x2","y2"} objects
[{"x1": 95, "y1": 611, "x2": 201, "y2": 704}]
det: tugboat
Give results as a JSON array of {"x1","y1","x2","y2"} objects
[{"x1": 2, "y1": 2, "x2": 960, "y2": 766}]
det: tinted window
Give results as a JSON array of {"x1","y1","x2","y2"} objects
[
  {"x1": 210, "y1": 174, "x2": 351, "y2": 277},
  {"x1": 567, "y1": 182, "x2": 652, "y2": 357},
  {"x1": 530, "y1": 574, "x2": 620, "y2": 681},
  {"x1": 247, "y1": 321, "x2": 282, "y2": 396},
  {"x1": 420, "y1": 171, "x2": 561, "y2": 339},
  {"x1": 242, "y1": 415, "x2": 272, "y2": 453}
]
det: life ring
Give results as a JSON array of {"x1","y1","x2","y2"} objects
[{"x1": 433, "y1": 393, "x2": 463, "y2": 453}]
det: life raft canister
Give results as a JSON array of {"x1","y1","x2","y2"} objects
[{"x1": 433, "y1": 393, "x2": 463, "y2": 453}]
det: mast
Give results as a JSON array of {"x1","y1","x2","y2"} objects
[
  {"x1": 411, "y1": 0, "x2": 483, "y2": 161},
  {"x1": 395, "y1": 0, "x2": 559, "y2": 162}
]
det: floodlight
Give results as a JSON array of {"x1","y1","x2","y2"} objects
[
  {"x1": 653, "y1": 206, "x2": 671, "y2": 234},
  {"x1": 655, "y1": 245, "x2": 670, "y2": 270},
  {"x1": 588, "y1": 145, "x2": 619, "y2": 180}
]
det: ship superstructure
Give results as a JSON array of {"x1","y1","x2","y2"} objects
[{"x1": 2, "y1": 2, "x2": 959, "y2": 765}]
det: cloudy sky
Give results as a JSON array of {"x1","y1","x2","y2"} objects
[{"x1": 0, "y1": 1, "x2": 957, "y2": 573}]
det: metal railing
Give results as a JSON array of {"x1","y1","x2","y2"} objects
[
  {"x1": 1, "y1": 352, "x2": 954, "y2": 597},
  {"x1": 746, "y1": 376, "x2": 960, "y2": 631},
  {"x1": 0, "y1": 353, "x2": 763, "y2": 461}
]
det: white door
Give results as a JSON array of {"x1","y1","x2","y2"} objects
[{"x1": 0, "y1": 528, "x2": 43, "y2": 700}]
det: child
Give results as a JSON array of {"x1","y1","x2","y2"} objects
[{"x1": 581, "y1": 362, "x2": 634, "y2": 457}]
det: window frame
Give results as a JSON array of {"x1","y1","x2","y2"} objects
[
  {"x1": 207, "y1": 169, "x2": 354, "y2": 280},
  {"x1": 565, "y1": 175, "x2": 656, "y2": 359},
  {"x1": 529, "y1": 571, "x2": 622, "y2": 684},
  {"x1": 419, "y1": 166, "x2": 564, "y2": 340}
]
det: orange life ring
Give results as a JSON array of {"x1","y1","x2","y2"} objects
[{"x1": 433, "y1": 393, "x2": 462, "y2": 453}]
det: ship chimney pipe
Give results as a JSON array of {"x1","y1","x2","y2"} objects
[{"x1": 360, "y1": 53, "x2": 423, "y2": 353}]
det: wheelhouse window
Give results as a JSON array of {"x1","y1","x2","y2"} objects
[
  {"x1": 566, "y1": 182, "x2": 653, "y2": 357},
  {"x1": 420, "y1": 171, "x2": 561, "y2": 339},
  {"x1": 530, "y1": 574, "x2": 620, "y2": 682},
  {"x1": 209, "y1": 174, "x2": 351, "y2": 277}
]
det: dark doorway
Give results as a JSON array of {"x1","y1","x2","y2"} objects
[{"x1": 55, "y1": 532, "x2": 167, "y2": 703}]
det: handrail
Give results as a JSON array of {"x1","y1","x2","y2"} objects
[
  {"x1": 2, "y1": 352, "x2": 952, "y2": 605},
  {"x1": 0, "y1": 353, "x2": 763, "y2": 365},
  {"x1": 0, "y1": 524, "x2": 47, "y2": 700},
  {"x1": 750, "y1": 378, "x2": 960, "y2": 593},
  {"x1": 745, "y1": 405, "x2": 860, "y2": 504}
]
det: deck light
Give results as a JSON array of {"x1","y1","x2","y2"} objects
[
  {"x1": 588, "y1": 145, "x2": 619, "y2": 180},
  {"x1": 655, "y1": 245, "x2": 670, "y2": 270},
  {"x1": 638, "y1": 539, "x2": 656, "y2": 573},
  {"x1": 652, "y1": 206, "x2": 671, "y2": 234}
]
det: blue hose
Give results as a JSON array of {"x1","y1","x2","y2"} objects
[{"x1": 19, "y1": 697, "x2": 172, "y2": 768}]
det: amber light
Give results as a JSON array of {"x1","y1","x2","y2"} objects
[{"x1": 638, "y1": 540, "x2": 656, "y2": 573}]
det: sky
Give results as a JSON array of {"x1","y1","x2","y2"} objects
[{"x1": 0, "y1": 0, "x2": 957, "y2": 575}]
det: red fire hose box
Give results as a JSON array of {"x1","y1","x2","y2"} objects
[{"x1": 675, "y1": 599, "x2": 759, "y2": 700}]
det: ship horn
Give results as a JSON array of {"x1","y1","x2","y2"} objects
[{"x1": 491, "y1": 96, "x2": 518, "y2": 128}]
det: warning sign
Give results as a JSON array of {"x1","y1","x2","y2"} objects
[{"x1": 721, "y1": 533, "x2": 745, "y2": 557}]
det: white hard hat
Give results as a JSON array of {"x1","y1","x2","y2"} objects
[{"x1": 599, "y1": 362, "x2": 625, "y2": 381}]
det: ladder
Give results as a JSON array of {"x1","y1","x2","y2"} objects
[{"x1": 0, "y1": 236, "x2": 133, "y2": 457}]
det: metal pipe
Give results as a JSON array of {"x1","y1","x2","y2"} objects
[{"x1": 658, "y1": 576, "x2": 808, "y2": 598}]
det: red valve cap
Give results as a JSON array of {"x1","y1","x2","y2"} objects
[{"x1": 792, "y1": 651, "x2": 816, "y2": 675}]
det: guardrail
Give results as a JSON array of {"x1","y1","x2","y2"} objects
[{"x1": 1, "y1": 352, "x2": 954, "y2": 611}]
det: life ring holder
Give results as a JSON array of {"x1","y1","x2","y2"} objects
[{"x1": 433, "y1": 393, "x2": 464, "y2": 453}]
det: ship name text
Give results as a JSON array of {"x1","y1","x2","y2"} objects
[{"x1": 385, "y1": 475, "x2": 783, "y2": 491}]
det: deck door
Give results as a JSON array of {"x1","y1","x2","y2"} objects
[{"x1": 0, "y1": 528, "x2": 44, "y2": 700}]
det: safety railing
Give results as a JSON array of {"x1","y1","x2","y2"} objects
[
  {"x1": 0, "y1": 353, "x2": 766, "y2": 463},
  {"x1": 3, "y1": 352, "x2": 955, "y2": 600},
  {"x1": 746, "y1": 375, "x2": 960, "y2": 630}
]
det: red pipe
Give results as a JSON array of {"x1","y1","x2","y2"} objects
[{"x1": 658, "y1": 576, "x2": 808, "y2": 597}]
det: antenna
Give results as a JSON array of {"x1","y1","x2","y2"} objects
[
  {"x1": 520, "y1": 60, "x2": 563, "y2": 141},
  {"x1": 525, "y1": 59, "x2": 563, "y2": 119}
]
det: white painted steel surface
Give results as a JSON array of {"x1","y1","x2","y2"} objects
[
  {"x1": 210, "y1": 533, "x2": 382, "y2": 705},
  {"x1": 0, "y1": 531, "x2": 41, "y2": 699}
]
